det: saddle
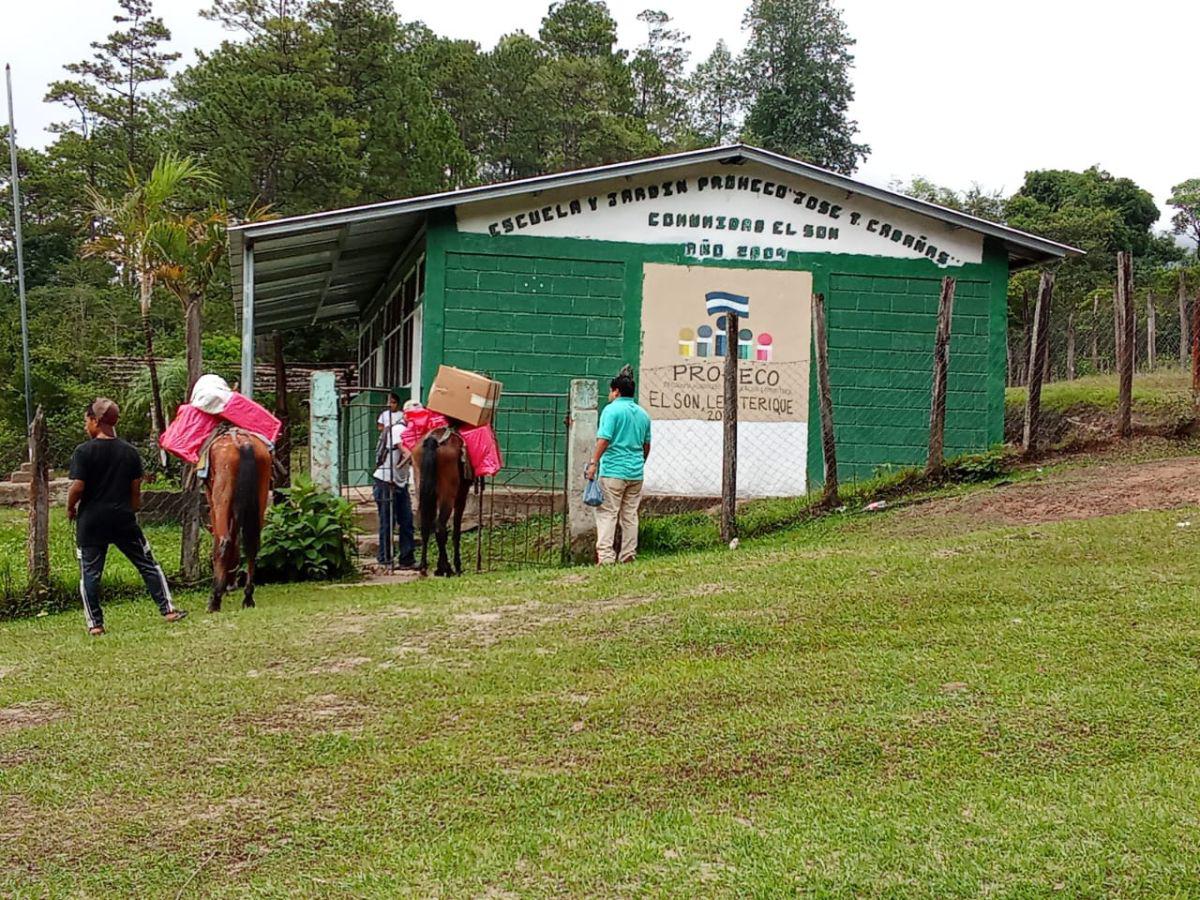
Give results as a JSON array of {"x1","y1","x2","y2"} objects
[{"x1": 190, "y1": 424, "x2": 280, "y2": 489}]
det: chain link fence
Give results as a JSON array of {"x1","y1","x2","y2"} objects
[{"x1": 1008, "y1": 291, "x2": 1191, "y2": 386}]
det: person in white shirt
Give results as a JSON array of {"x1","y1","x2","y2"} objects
[{"x1": 373, "y1": 393, "x2": 414, "y2": 567}]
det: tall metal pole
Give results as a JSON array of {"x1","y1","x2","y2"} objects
[
  {"x1": 5, "y1": 65, "x2": 33, "y2": 433},
  {"x1": 240, "y1": 240, "x2": 255, "y2": 398}
]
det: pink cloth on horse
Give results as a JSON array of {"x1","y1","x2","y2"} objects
[
  {"x1": 219, "y1": 392, "x2": 281, "y2": 443},
  {"x1": 401, "y1": 408, "x2": 450, "y2": 450},
  {"x1": 460, "y1": 424, "x2": 503, "y2": 477},
  {"x1": 159, "y1": 404, "x2": 220, "y2": 464}
]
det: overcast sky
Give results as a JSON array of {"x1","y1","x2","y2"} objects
[{"x1": 4, "y1": 0, "x2": 1197, "y2": 230}]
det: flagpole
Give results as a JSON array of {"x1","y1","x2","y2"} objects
[{"x1": 5, "y1": 64, "x2": 33, "y2": 433}]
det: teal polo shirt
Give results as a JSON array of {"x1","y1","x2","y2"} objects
[{"x1": 598, "y1": 397, "x2": 652, "y2": 481}]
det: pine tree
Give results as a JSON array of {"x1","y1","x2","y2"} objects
[
  {"x1": 629, "y1": 10, "x2": 690, "y2": 145},
  {"x1": 740, "y1": 0, "x2": 868, "y2": 173},
  {"x1": 46, "y1": 0, "x2": 179, "y2": 179},
  {"x1": 686, "y1": 40, "x2": 744, "y2": 146}
]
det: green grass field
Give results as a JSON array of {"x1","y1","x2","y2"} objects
[
  {"x1": 4, "y1": 469, "x2": 1200, "y2": 896},
  {"x1": 1005, "y1": 369, "x2": 1193, "y2": 419},
  {"x1": 0, "y1": 507, "x2": 208, "y2": 619}
]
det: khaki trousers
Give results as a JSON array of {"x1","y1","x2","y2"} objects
[{"x1": 595, "y1": 477, "x2": 643, "y2": 564}]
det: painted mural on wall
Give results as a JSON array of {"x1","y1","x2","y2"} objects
[
  {"x1": 456, "y1": 161, "x2": 983, "y2": 268},
  {"x1": 640, "y1": 264, "x2": 811, "y2": 498}
]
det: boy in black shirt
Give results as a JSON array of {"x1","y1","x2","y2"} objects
[{"x1": 67, "y1": 398, "x2": 187, "y2": 635}]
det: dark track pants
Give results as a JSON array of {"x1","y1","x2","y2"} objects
[
  {"x1": 373, "y1": 479, "x2": 415, "y2": 565},
  {"x1": 77, "y1": 529, "x2": 176, "y2": 629}
]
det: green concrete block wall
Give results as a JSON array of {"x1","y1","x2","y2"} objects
[
  {"x1": 824, "y1": 273, "x2": 993, "y2": 480},
  {"x1": 440, "y1": 249, "x2": 627, "y2": 475}
]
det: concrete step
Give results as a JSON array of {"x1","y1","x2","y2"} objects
[{"x1": 9, "y1": 471, "x2": 33, "y2": 484}]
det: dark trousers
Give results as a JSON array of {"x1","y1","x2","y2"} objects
[
  {"x1": 373, "y1": 479, "x2": 415, "y2": 565},
  {"x1": 77, "y1": 528, "x2": 176, "y2": 629}
]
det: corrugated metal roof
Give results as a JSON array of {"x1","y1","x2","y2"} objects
[{"x1": 230, "y1": 143, "x2": 1082, "y2": 333}]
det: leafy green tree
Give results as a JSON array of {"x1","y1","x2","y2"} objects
[
  {"x1": 539, "y1": 0, "x2": 621, "y2": 59},
  {"x1": 629, "y1": 10, "x2": 689, "y2": 145},
  {"x1": 740, "y1": 0, "x2": 868, "y2": 173},
  {"x1": 82, "y1": 154, "x2": 214, "y2": 446},
  {"x1": 480, "y1": 32, "x2": 550, "y2": 180},
  {"x1": 685, "y1": 40, "x2": 744, "y2": 147},
  {"x1": 891, "y1": 177, "x2": 1007, "y2": 223},
  {"x1": 1168, "y1": 179, "x2": 1200, "y2": 258},
  {"x1": 45, "y1": 0, "x2": 179, "y2": 181}
]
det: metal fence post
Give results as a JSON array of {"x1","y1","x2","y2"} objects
[
  {"x1": 309, "y1": 371, "x2": 340, "y2": 494},
  {"x1": 566, "y1": 379, "x2": 598, "y2": 564}
]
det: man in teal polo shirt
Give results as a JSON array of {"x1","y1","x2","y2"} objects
[{"x1": 585, "y1": 367, "x2": 652, "y2": 564}]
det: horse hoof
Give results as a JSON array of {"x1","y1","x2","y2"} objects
[
  {"x1": 207, "y1": 605, "x2": 221, "y2": 614},
  {"x1": 242, "y1": 599, "x2": 255, "y2": 609}
]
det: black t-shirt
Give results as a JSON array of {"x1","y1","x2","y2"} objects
[{"x1": 69, "y1": 438, "x2": 144, "y2": 546}]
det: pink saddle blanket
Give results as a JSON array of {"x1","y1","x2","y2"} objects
[
  {"x1": 158, "y1": 404, "x2": 220, "y2": 464},
  {"x1": 220, "y1": 393, "x2": 281, "y2": 443},
  {"x1": 460, "y1": 424, "x2": 503, "y2": 477}
]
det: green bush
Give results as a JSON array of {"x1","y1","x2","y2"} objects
[{"x1": 258, "y1": 478, "x2": 358, "y2": 582}]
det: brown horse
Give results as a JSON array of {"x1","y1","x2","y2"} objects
[
  {"x1": 414, "y1": 430, "x2": 473, "y2": 576},
  {"x1": 204, "y1": 430, "x2": 272, "y2": 611}
]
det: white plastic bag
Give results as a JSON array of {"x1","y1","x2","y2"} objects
[{"x1": 190, "y1": 373, "x2": 233, "y2": 414}]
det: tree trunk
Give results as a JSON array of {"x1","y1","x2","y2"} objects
[
  {"x1": 273, "y1": 331, "x2": 291, "y2": 489},
  {"x1": 1091, "y1": 294, "x2": 1100, "y2": 372},
  {"x1": 1066, "y1": 310, "x2": 1076, "y2": 381},
  {"x1": 184, "y1": 296, "x2": 203, "y2": 399},
  {"x1": 140, "y1": 280, "x2": 165, "y2": 448},
  {"x1": 179, "y1": 293, "x2": 205, "y2": 583}
]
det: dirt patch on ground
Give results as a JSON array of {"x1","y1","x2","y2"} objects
[
  {"x1": 0, "y1": 701, "x2": 67, "y2": 734},
  {"x1": 235, "y1": 693, "x2": 368, "y2": 735},
  {"x1": 889, "y1": 456, "x2": 1200, "y2": 536}
]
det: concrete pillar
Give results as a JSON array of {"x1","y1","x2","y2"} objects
[
  {"x1": 566, "y1": 378, "x2": 598, "y2": 564},
  {"x1": 309, "y1": 371, "x2": 340, "y2": 494}
]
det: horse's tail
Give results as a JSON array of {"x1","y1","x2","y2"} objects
[
  {"x1": 235, "y1": 441, "x2": 261, "y2": 559},
  {"x1": 419, "y1": 434, "x2": 440, "y2": 532}
]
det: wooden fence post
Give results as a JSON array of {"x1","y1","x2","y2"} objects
[
  {"x1": 812, "y1": 292, "x2": 838, "y2": 505},
  {"x1": 926, "y1": 277, "x2": 956, "y2": 476},
  {"x1": 720, "y1": 311, "x2": 739, "y2": 544},
  {"x1": 1116, "y1": 251, "x2": 1134, "y2": 437},
  {"x1": 27, "y1": 407, "x2": 50, "y2": 603},
  {"x1": 1091, "y1": 294, "x2": 1100, "y2": 373},
  {"x1": 1066, "y1": 310, "x2": 1076, "y2": 381},
  {"x1": 1023, "y1": 271, "x2": 1054, "y2": 455},
  {"x1": 1179, "y1": 271, "x2": 1189, "y2": 369},
  {"x1": 1146, "y1": 293, "x2": 1157, "y2": 371},
  {"x1": 1193, "y1": 279, "x2": 1200, "y2": 411}
]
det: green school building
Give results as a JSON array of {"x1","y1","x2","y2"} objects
[{"x1": 230, "y1": 144, "x2": 1076, "y2": 496}]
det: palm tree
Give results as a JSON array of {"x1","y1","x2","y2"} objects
[{"x1": 83, "y1": 153, "x2": 214, "y2": 447}]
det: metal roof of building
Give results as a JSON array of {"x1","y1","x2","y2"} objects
[{"x1": 229, "y1": 143, "x2": 1082, "y2": 333}]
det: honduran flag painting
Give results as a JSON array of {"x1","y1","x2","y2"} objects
[{"x1": 705, "y1": 291, "x2": 750, "y2": 318}]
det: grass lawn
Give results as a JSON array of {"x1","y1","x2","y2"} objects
[
  {"x1": 0, "y1": 507, "x2": 207, "y2": 619},
  {"x1": 1005, "y1": 369, "x2": 1193, "y2": 419},
  {"x1": 4, "y1": 487, "x2": 1200, "y2": 895}
]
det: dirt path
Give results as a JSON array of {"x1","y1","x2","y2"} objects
[{"x1": 887, "y1": 455, "x2": 1200, "y2": 535}]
